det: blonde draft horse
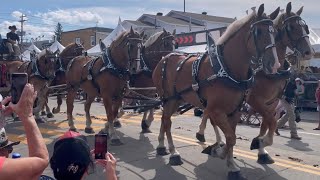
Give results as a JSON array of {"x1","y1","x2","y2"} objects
[
  {"x1": 152, "y1": 4, "x2": 280, "y2": 179},
  {"x1": 41, "y1": 42, "x2": 85, "y2": 118},
  {"x1": 196, "y1": 2, "x2": 313, "y2": 165},
  {"x1": 65, "y1": 27, "x2": 143, "y2": 145},
  {"x1": 0, "y1": 49, "x2": 58, "y2": 122},
  {"x1": 116, "y1": 28, "x2": 176, "y2": 131}
]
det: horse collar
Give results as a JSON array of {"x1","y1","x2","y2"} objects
[
  {"x1": 31, "y1": 60, "x2": 52, "y2": 80},
  {"x1": 57, "y1": 57, "x2": 65, "y2": 72},
  {"x1": 100, "y1": 47, "x2": 129, "y2": 79},
  {"x1": 208, "y1": 45, "x2": 255, "y2": 90},
  {"x1": 139, "y1": 53, "x2": 152, "y2": 76}
]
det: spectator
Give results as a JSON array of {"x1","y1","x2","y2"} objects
[
  {"x1": 0, "y1": 84, "x2": 49, "y2": 179},
  {"x1": 0, "y1": 128, "x2": 20, "y2": 158},
  {"x1": 50, "y1": 130, "x2": 117, "y2": 180},
  {"x1": 295, "y1": 78, "x2": 305, "y2": 99},
  {"x1": 275, "y1": 79, "x2": 302, "y2": 140},
  {"x1": 314, "y1": 80, "x2": 320, "y2": 130}
]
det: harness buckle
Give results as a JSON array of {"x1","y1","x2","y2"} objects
[
  {"x1": 192, "y1": 83, "x2": 199, "y2": 91},
  {"x1": 87, "y1": 74, "x2": 92, "y2": 80}
]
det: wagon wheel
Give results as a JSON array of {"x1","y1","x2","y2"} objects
[
  {"x1": 246, "y1": 113, "x2": 261, "y2": 126},
  {"x1": 240, "y1": 111, "x2": 249, "y2": 123}
]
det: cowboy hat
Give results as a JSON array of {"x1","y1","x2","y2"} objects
[
  {"x1": 0, "y1": 127, "x2": 20, "y2": 149},
  {"x1": 8, "y1": 25, "x2": 17, "y2": 30}
]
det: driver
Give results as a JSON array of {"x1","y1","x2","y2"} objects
[{"x1": 6, "y1": 25, "x2": 21, "y2": 57}]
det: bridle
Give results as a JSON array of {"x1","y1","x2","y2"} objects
[
  {"x1": 56, "y1": 44, "x2": 84, "y2": 72},
  {"x1": 30, "y1": 53, "x2": 57, "y2": 80},
  {"x1": 280, "y1": 15, "x2": 310, "y2": 57},
  {"x1": 248, "y1": 18, "x2": 276, "y2": 72},
  {"x1": 126, "y1": 37, "x2": 143, "y2": 74}
]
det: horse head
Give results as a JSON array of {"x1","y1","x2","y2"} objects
[
  {"x1": 110, "y1": 27, "x2": 143, "y2": 74},
  {"x1": 245, "y1": 4, "x2": 281, "y2": 74},
  {"x1": 37, "y1": 49, "x2": 58, "y2": 80},
  {"x1": 274, "y1": 2, "x2": 313, "y2": 61},
  {"x1": 142, "y1": 29, "x2": 176, "y2": 70}
]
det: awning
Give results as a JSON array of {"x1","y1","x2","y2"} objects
[{"x1": 177, "y1": 44, "x2": 207, "y2": 53}]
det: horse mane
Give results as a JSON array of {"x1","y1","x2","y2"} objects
[
  {"x1": 273, "y1": 12, "x2": 296, "y2": 29},
  {"x1": 144, "y1": 31, "x2": 164, "y2": 48},
  {"x1": 37, "y1": 50, "x2": 47, "y2": 59},
  {"x1": 217, "y1": 12, "x2": 255, "y2": 45},
  {"x1": 109, "y1": 31, "x2": 130, "y2": 49}
]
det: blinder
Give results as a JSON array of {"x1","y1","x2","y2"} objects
[
  {"x1": 249, "y1": 19, "x2": 276, "y2": 70},
  {"x1": 126, "y1": 37, "x2": 143, "y2": 74}
]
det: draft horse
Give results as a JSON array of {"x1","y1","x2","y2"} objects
[
  {"x1": 152, "y1": 4, "x2": 280, "y2": 179},
  {"x1": 0, "y1": 49, "x2": 58, "y2": 122},
  {"x1": 41, "y1": 42, "x2": 85, "y2": 117},
  {"x1": 117, "y1": 28, "x2": 176, "y2": 132},
  {"x1": 196, "y1": 2, "x2": 313, "y2": 165},
  {"x1": 65, "y1": 28, "x2": 143, "y2": 145}
]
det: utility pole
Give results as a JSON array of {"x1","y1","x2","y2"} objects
[
  {"x1": 184, "y1": 0, "x2": 186, "y2": 12},
  {"x1": 19, "y1": 14, "x2": 27, "y2": 45}
]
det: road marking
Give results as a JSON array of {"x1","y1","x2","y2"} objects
[
  {"x1": 155, "y1": 133, "x2": 320, "y2": 174},
  {"x1": 299, "y1": 131, "x2": 320, "y2": 136}
]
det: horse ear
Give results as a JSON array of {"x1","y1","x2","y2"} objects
[
  {"x1": 257, "y1": 4, "x2": 264, "y2": 17},
  {"x1": 172, "y1": 29, "x2": 176, "y2": 35},
  {"x1": 163, "y1": 28, "x2": 167, "y2": 33},
  {"x1": 286, "y1": 2, "x2": 292, "y2": 15},
  {"x1": 99, "y1": 39, "x2": 107, "y2": 52},
  {"x1": 130, "y1": 26, "x2": 134, "y2": 34},
  {"x1": 269, "y1": 7, "x2": 280, "y2": 20},
  {"x1": 296, "y1": 6, "x2": 304, "y2": 16},
  {"x1": 140, "y1": 31, "x2": 145, "y2": 38}
]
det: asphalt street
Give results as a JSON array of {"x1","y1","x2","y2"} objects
[{"x1": 4, "y1": 97, "x2": 320, "y2": 180}]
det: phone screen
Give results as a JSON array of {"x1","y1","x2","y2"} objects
[
  {"x1": 94, "y1": 134, "x2": 108, "y2": 159},
  {"x1": 11, "y1": 73, "x2": 28, "y2": 104}
]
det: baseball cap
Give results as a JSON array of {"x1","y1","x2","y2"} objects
[
  {"x1": 50, "y1": 131, "x2": 92, "y2": 180},
  {"x1": 0, "y1": 127, "x2": 20, "y2": 149}
]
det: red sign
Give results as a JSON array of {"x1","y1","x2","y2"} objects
[{"x1": 175, "y1": 34, "x2": 195, "y2": 46}]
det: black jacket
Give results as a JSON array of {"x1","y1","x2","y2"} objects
[
  {"x1": 7, "y1": 32, "x2": 20, "y2": 42},
  {"x1": 284, "y1": 80, "x2": 297, "y2": 103}
]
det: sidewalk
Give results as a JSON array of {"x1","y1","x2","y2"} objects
[{"x1": 300, "y1": 111, "x2": 319, "y2": 122}]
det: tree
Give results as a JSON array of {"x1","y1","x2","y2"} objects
[{"x1": 54, "y1": 23, "x2": 63, "y2": 43}]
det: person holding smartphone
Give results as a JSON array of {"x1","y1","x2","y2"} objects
[
  {"x1": 50, "y1": 130, "x2": 118, "y2": 180},
  {"x1": 0, "y1": 84, "x2": 49, "y2": 179}
]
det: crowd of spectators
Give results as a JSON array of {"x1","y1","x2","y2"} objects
[{"x1": 0, "y1": 84, "x2": 117, "y2": 180}]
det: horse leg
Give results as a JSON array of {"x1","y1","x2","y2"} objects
[
  {"x1": 52, "y1": 94, "x2": 63, "y2": 114},
  {"x1": 66, "y1": 89, "x2": 77, "y2": 131},
  {"x1": 196, "y1": 111, "x2": 208, "y2": 142},
  {"x1": 84, "y1": 95, "x2": 95, "y2": 134},
  {"x1": 113, "y1": 102, "x2": 122, "y2": 128},
  {"x1": 33, "y1": 95, "x2": 46, "y2": 124},
  {"x1": 257, "y1": 115, "x2": 276, "y2": 164},
  {"x1": 141, "y1": 109, "x2": 154, "y2": 133},
  {"x1": 206, "y1": 110, "x2": 236, "y2": 160},
  {"x1": 45, "y1": 100, "x2": 54, "y2": 118}
]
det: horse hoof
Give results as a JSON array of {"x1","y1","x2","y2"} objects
[
  {"x1": 257, "y1": 154, "x2": 275, "y2": 164},
  {"x1": 47, "y1": 113, "x2": 54, "y2": 118},
  {"x1": 250, "y1": 137, "x2": 261, "y2": 150},
  {"x1": 156, "y1": 147, "x2": 169, "y2": 156},
  {"x1": 110, "y1": 139, "x2": 123, "y2": 146},
  {"x1": 52, "y1": 108, "x2": 60, "y2": 114},
  {"x1": 228, "y1": 171, "x2": 247, "y2": 180},
  {"x1": 41, "y1": 111, "x2": 46, "y2": 116},
  {"x1": 196, "y1": 132, "x2": 206, "y2": 142},
  {"x1": 141, "y1": 128, "x2": 152, "y2": 134},
  {"x1": 14, "y1": 117, "x2": 21, "y2": 122},
  {"x1": 70, "y1": 128, "x2": 78, "y2": 132},
  {"x1": 85, "y1": 127, "x2": 95, "y2": 134},
  {"x1": 113, "y1": 121, "x2": 122, "y2": 128},
  {"x1": 141, "y1": 120, "x2": 150, "y2": 130},
  {"x1": 169, "y1": 155, "x2": 183, "y2": 166},
  {"x1": 202, "y1": 145, "x2": 213, "y2": 155},
  {"x1": 36, "y1": 118, "x2": 46, "y2": 124}
]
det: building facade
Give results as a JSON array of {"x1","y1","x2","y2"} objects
[{"x1": 61, "y1": 27, "x2": 113, "y2": 50}]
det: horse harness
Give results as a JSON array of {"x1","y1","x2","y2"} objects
[
  {"x1": 70, "y1": 47, "x2": 130, "y2": 98},
  {"x1": 18, "y1": 59, "x2": 55, "y2": 81},
  {"x1": 160, "y1": 18, "x2": 276, "y2": 116}
]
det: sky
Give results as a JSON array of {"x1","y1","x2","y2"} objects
[{"x1": 0, "y1": 0, "x2": 318, "y2": 42}]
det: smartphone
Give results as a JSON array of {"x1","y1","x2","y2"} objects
[
  {"x1": 11, "y1": 73, "x2": 28, "y2": 104},
  {"x1": 94, "y1": 134, "x2": 108, "y2": 159}
]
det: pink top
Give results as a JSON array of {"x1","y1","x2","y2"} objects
[{"x1": 0, "y1": 157, "x2": 5, "y2": 171}]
